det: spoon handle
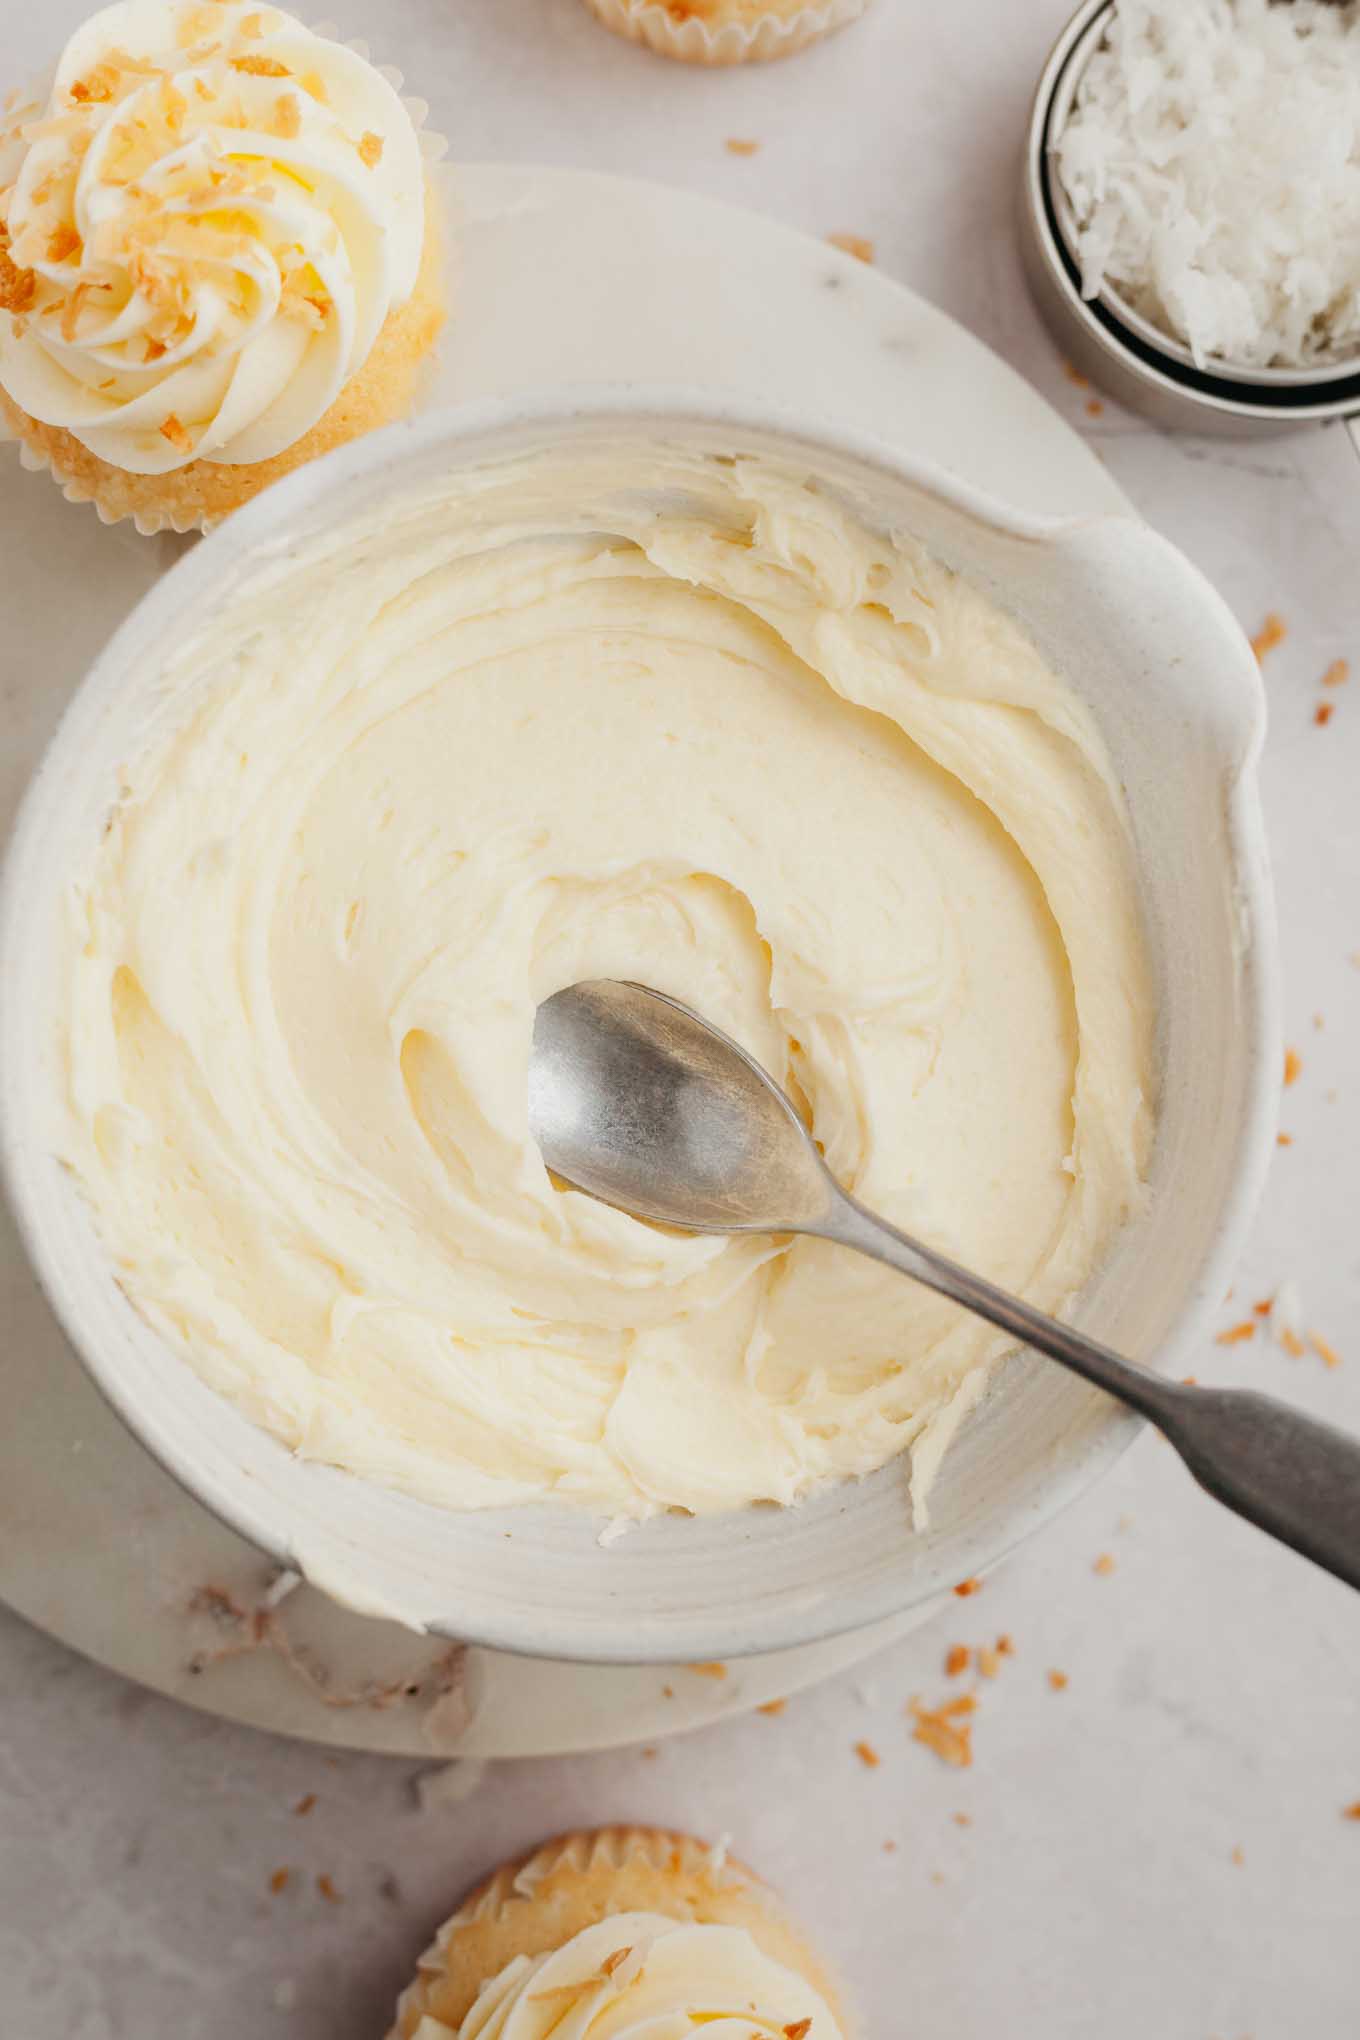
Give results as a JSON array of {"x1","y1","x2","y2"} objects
[{"x1": 823, "y1": 1194, "x2": 1360, "y2": 1592}]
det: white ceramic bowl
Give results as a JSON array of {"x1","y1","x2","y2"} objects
[{"x1": 0, "y1": 390, "x2": 1278, "y2": 1663}]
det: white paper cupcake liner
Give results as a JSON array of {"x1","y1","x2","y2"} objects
[
  {"x1": 580, "y1": 0, "x2": 871, "y2": 65},
  {"x1": 1, "y1": 15, "x2": 447, "y2": 538}
]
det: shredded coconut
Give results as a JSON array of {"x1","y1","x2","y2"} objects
[{"x1": 1056, "y1": 0, "x2": 1360, "y2": 369}]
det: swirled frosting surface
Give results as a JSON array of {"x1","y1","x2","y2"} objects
[
  {"x1": 420, "y1": 1912, "x2": 842, "y2": 2039},
  {"x1": 63, "y1": 445, "x2": 1155, "y2": 1520},
  {"x1": 0, "y1": 0, "x2": 424, "y2": 471}
]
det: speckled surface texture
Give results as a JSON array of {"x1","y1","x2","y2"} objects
[{"x1": 2, "y1": 4, "x2": 1359, "y2": 2037}]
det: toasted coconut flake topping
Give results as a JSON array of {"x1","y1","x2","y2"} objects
[
  {"x1": 909, "y1": 1693, "x2": 976, "y2": 1768},
  {"x1": 0, "y1": 244, "x2": 36, "y2": 312},
  {"x1": 159, "y1": 411, "x2": 194, "y2": 452},
  {"x1": 230, "y1": 53, "x2": 289, "y2": 77},
  {"x1": 1216, "y1": 1320, "x2": 1256, "y2": 1346},
  {"x1": 1251, "y1": 613, "x2": 1286, "y2": 660},
  {"x1": 828, "y1": 231, "x2": 874, "y2": 264},
  {"x1": 358, "y1": 130, "x2": 384, "y2": 167}
]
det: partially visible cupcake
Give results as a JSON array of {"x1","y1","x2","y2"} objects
[
  {"x1": 579, "y1": 0, "x2": 872, "y2": 65},
  {"x1": 389, "y1": 1827, "x2": 848, "y2": 2037},
  {"x1": 0, "y1": 1, "x2": 443, "y2": 533}
]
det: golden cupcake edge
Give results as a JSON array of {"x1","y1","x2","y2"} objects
[{"x1": 389, "y1": 1825, "x2": 848, "y2": 2035}]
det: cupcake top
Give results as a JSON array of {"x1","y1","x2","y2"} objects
[
  {"x1": 425, "y1": 1911, "x2": 844, "y2": 2037},
  {"x1": 0, "y1": 0, "x2": 425, "y2": 473}
]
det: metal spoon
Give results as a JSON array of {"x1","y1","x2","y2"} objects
[{"x1": 530, "y1": 979, "x2": 1360, "y2": 1592}]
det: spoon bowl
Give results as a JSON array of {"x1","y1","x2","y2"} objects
[{"x1": 530, "y1": 981, "x2": 834, "y2": 1233}]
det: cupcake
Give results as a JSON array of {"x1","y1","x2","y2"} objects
[
  {"x1": 579, "y1": 0, "x2": 872, "y2": 65},
  {"x1": 0, "y1": 1, "x2": 443, "y2": 533},
  {"x1": 389, "y1": 1827, "x2": 848, "y2": 2037}
]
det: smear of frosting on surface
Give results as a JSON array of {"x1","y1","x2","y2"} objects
[{"x1": 63, "y1": 443, "x2": 1156, "y2": 1520}]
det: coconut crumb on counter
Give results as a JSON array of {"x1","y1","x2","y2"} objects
[
  {"x1": 1343, "y1": 1802, "x2": 1360, "y2": 1821},
  {"x1": 909, "y1": 1694, "x2": 976, "y2": 1769},
  {"x1": 952, "y1": 1812, "x2": 973, "y2": 1828},
  {"x1": 268, "y1": 1867, "x2": 290, "y2": 1894},
  {"x1": 1093, "y1": 1553, "x2": 1117, "y2": 1577},
  {"x1": 293, "y1": 1793, "x2": 316, "y2": 1817},
  {"x1": 316, "y1": 1873, "x2": 341, "y2": 1904},
  {"x1": 854, "y1": 1740, "x2": 881, "y2": 1769},
  {"x1": 1085, "y1": 398, "x2": 1104, "y2": 417},
  {"x1": 995, "y1": 1633, "x2": 1015, "y2": 1657},
  {"x1": 688, "y1": 1661, "x2": 727, "y2": 1679},
  {"x1": 976, "y1": 1646, "x2": 1001, "y2": 1679},
  {"x1": 1251, "y1": 614, "x2": 1287, "y2": 661},
  {"x1": 1322, "y1": 660, "x2": 1350, "y2": 687},
  {"x1": 1284, "y1": 1047, "x2": 1302, "y2": 1086},
  {"x1": 1216, "y1": 1321, "x2": 1256, "y2": 1346},
  {"x1": 1232, "y1": 1845, "x2": 1246, "y2": 1866},
  {"x1": 1278, "y1": 1132, "x2": 1293, "y2": 1147},
  {"x1": 757, "y1": 1699, "x2": 787, "y2": 1717},
  {"x1": 1268, "y1": 1280, "x2": 1303, "y2": 1351},
  {"x1": 725, "y1": 137, "x2": 760, "y2": 155},
  {"x1": 1048, "y1": 1670, "x2": 1069, "y2": 1692},
  {"x1": 1063, "y1": 361, "x2": 1090, "y2": 387},
  {"x1": 953, "y1": 1578, "x2": 982, "y2": 1598},
  {"x1": 261, "y1": 1567, "x2": 301, "y2": 1609},
  {"x1": 827, "y1": 232, "x2": 874, "y2": 264},
  {"x1": 944, "y1": 1645, "x2": 971, "y2": 1677},
  {"x1": 1310, "y1": 1332, "x2": 1342, "y2": 1371},
  {"x1": 1316, "y1": 703, "x2": 1335, "y2": 727}
]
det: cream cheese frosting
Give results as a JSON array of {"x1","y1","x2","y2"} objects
[
  {"x1": 411, "y1": 1912, "x2": 843, "y2": 2038},
  {"x1": 0, "y1": 0, "x2": 424, "y2": 472},
  {"x1": 62, "y1": 442, "x2": 1156, "y2": 1521}
]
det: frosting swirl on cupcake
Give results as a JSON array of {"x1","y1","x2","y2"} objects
[
  {"x1": 0, "y1": 0, "x2": 425, "y2": 472},
  {"x1": 424, "y1": 1913, "x2": 844, "y2": 2037}
]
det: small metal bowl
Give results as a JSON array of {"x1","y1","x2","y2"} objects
[{"x1": 1020, "y1": 0, "x2": 1360, "y2": 440}]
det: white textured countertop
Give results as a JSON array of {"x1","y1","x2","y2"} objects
[{"x1": 2, "y1": 4, "x2": 1359, "y2": 2037}]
